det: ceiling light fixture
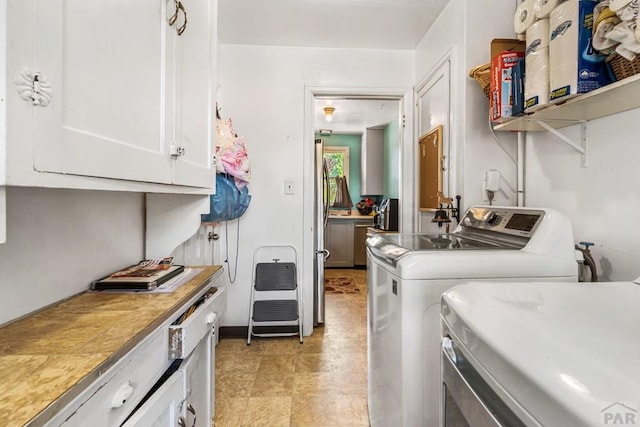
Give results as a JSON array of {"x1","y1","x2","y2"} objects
[{"x1": 323, "y1": 106, "x2": 335, "y2": 122}]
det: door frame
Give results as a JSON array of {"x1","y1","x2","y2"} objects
[{"x1": 302, "y1": 86, "x2": 414, "y2": 336}]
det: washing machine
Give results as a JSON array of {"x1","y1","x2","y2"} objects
[
  {"x1": 366, "y1": 206, "x2": 578, "y2": 427},
  {"x1": 441, "y1": 280, "x2": 640, "y2": 427}
]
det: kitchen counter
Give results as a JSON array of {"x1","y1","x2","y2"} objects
[
  {"x1": 0, "y1": 265, "x2": 222, "y2": 427},
  {"x1": 328, "y1": 211, "x2": 375, "y2": 220}
]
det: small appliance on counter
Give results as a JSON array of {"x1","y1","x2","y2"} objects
[{"x1": 377, "y1": 198, "x2": 399, "y2": 231}]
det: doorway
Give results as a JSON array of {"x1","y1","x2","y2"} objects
[{"x1": 306, "y1": 90, "x2": 410, "y2": 326}]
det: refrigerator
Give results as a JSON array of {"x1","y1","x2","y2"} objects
[{"x1": 314, "y1": 138, "x2": 330, "y2": 325}]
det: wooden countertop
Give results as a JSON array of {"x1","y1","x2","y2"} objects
[
  {"x1": 0, "y1": 265, "x2": 222, "y2": 427},
  {"x1": 328, "y1": 213, "x2": 375, "y2": 220}
]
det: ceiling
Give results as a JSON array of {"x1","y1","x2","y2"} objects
[
  {"x1": 218, "y1": 0, "x2": 450, "y2": 50},
  {"x1": 314, "y1": 98, "x2": 401, "y2": 134},
  {"x1": 218, "y1": 0, "x2": 446, "y2": 134}
]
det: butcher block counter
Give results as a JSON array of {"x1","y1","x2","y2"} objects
[{"x1": 0, "y1": 265, "x2": 224, "y2": 427}]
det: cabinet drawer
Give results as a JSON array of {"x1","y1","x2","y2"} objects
[
  {"x1": 58, "y1": 328, "x2": 168, "y2": 427},
  {"x1": 168, "y1": 287, "x2": 225, "y2": 359}
]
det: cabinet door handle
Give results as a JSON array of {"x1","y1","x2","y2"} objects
[
  {"x1": 187, "y1": 404, "x2": 197, "y2": 427},
  {"x1": 168, "y1": 0, "x2": 179, "y2": 26},
  {"x1": 168, "y1": 0, "x2": 187, "y2": 36},
  {"x1": 178, "y1": 416, "x2": 187, "y2": 427},
  {"x1": 176, "y1": 1, "x2": 188, "y2": 36}
]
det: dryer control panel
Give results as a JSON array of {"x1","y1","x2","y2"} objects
[{"x1": 460, "y1": 207, "x2": 545, "y2": 238}]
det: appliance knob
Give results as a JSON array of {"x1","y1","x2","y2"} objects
[{"x1": 486, "y1": 211, "x2": 499, "y2": 224}]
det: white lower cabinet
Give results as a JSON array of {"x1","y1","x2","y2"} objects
[
  {"x1": 121, "y1": 370, "x2": 186, "y2": 427},
  {"x1": 49, "y1": 286, "x2": 225, "y2": 427},
  {"x1": 123, "y1": 333, "x2": 213, "y2": 427},
  {"x1": 325, "y1": 220, "x2": 355, "y2": 268}
]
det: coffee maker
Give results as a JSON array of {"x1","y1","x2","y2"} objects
[{"x1": 378, "y1": 198, "x2": 399, "y2": 231}]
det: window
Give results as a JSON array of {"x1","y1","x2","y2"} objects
[{"x1": 323, "y1": 146, "x2": 350, "y2": 206}]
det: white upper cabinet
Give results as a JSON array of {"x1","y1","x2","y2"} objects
[
  {"x1": 6, "y1": 0, "x2": 216, "y2": 191},
  {"x1": 172, "y1": 0, "x2": 217, "y2": 188}
]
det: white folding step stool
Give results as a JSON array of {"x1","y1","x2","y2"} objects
[{"x1": 247, "y1": 245, "x2": 303, "y2": 345}]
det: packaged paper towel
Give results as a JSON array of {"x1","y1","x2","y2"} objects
[
  {"x1": 549, "y1": 0, "x2": 611, "y2": 102},
  {"x1": 525, "y1": 19, "x2": 550, "y2": 111}
]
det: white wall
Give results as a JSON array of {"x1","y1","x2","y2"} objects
[
  {"x1": 415, "y1": 0, "x2": 640, "y2": 281},
  {"x1": 0, "y1": 187, "x2": 144, "y2": 324},
  {"x1": 414, "y1": 0, "x2": 520, "y2": 221},
  {"x1": 217, "y1": 44, "x2": 414, "y2": 333},
  {"x1": 525, "y1": 111, "x2": 640, "y2": 281}
]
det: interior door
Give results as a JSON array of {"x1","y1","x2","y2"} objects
[{"x1": 416, "y1": 58, "x2": 451, "y2": 232}]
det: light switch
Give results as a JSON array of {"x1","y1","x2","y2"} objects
[{"x1": 284, "y1": 180, "x2": 294, "y2": 195}]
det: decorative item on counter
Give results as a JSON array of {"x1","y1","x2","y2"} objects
[
  {"x1": 431, "y1": 194, "x2": 461, "y2": 231},
  {"x1": 356, "y1": 198, "x2": 376, "y2": 215},
  {"x1": 332, "y1": 176, "x2": 353, "y2": 214}
]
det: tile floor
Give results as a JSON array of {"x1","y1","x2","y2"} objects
[{"x1": 214, "y1": 268, "x2": 369, "y2": 426}]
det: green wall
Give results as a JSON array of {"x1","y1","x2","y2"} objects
[
  {"x1": 318, "y1": 133, "x2": 362, "y2": 202},
  {"x1": 319, "y1": 124, "x2": 400, "y2": 205}
]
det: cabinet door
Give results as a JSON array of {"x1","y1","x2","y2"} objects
[
  {"x1": 121, "y1": 371, "x2": 186, "y2": 427},
  {"x1": 171, "y1": 0, "x2": 216, "y2": 188},
  {"x1": 180, "y1": 334, "x2": 213, "y2": 427},
  {"x1": 28, "y1": 0, "x2": 174, "y2": 184},
  {"x1": 325, "y1": 221, "x2": 354, "y2": 267}
]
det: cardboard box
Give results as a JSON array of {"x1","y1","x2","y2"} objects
[{"x1": 489, "y1": 39, "x2": 525, "y2": 122}]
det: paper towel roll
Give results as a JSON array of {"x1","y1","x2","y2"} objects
[
  {"x1": 549, "y1": 0, "x2": 609, "y2": 100},
  {"x1": 515, "y1": 0, "x2": 538, "y2": 35},
  {"x1": 534, "y1": 0, "x2": 565, "y2": 19},
  {"x1": 525, "y1": 47, "x2": 550, "y2": 112},
  {"x1": 526, "y1": 18, "x2": 550, "y2": 52}
]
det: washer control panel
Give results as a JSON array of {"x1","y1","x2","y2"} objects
[{"x1": 461, "y1": 207, "x2": 545, "y2": 238}]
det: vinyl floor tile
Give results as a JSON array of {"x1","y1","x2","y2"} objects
[
  {"x1": 215, "y1": 268, "x2": 370, "y2": 426},
  {"x1": 241, "y1": 396, "x2": 292, "y2": 426}
]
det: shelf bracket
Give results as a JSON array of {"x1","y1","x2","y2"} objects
[{"x1": 534, "y1": 120, "x2": 588, "y2": 168}]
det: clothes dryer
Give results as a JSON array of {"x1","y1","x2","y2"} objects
[{"x1": 441, "y1": 281, "x2": 640, "y2": 427}]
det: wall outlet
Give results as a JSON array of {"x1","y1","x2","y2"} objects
[
  {"x1": 284, "y1": 180, "x2": 294, "y2": 195},
  {"x1": 485, "y1": 170, "x2": 501, "y2": 191}
]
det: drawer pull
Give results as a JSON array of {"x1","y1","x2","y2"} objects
[
  {"x1": 178, "y1": 416, "x2": 187, "y2": 427},
  {"x1": 111, "y1": 381, "x2": 134, "y2": 408},
  {"x1": 206, "y1": 312, "x2": 217, "y2": 325}
]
